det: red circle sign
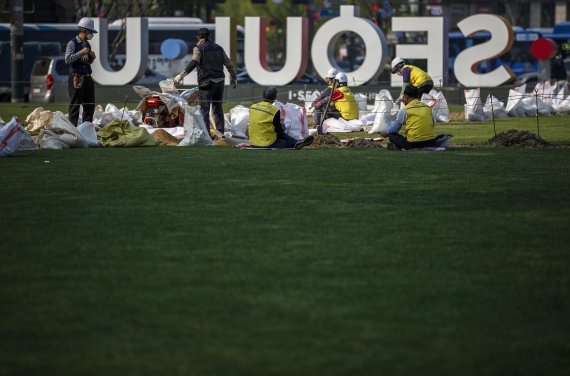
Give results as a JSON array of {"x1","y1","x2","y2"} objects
[{"x1": 531, "y1": 38, "x2": 558, "y2": 60}]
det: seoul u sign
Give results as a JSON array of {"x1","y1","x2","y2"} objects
[{"x1": 90, "y1": 6, "x2": 515, "y2": 88}]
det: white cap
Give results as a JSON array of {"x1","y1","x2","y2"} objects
[
  {"x1": 78, "y1": 17, "x2": 97, "y2": 34},
  {"x1": 335, "y1": 72, "x2": 347, "y2": 83},
  {"x1": 325, "y1": 68, "x2": 338, "y2": 79},
  {"x1": 391, "y1": 57, "x2": 405, "y2": 73}
]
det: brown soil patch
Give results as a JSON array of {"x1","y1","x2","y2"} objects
[
  {"x1": 309, "y1": 134, "x2": 343, "y2": 148},
  {"x1": 345, "y1": 138, "x2": 384, "y2": 148},
  {"x1": 213, "y1": 138, "x2": 231, "y2": 147},
  {"x1": 152, "y1": 129, "x2": 180, "y2": 146},
  {"x1": 448, "y1": 112, "x2": 464, "y2": 121},
  {"x1": 486, "y1": 129, "x2": 553, "y2": 148}
]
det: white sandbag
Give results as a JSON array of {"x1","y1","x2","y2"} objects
[
  {"x1": 178, "y1": 106, "x2": 212, "y2": 146},
  {"x1": 0, "y1": 117, "x2": 23, "y2": 157},
  {"x1": 159, "y1": 79, "x2": 178, "y2": 94},
  {"x1": 464, "y1": 88, "x2": 485, "y2": 121},
  {"x1": 483, "y1": 95, "x2": 508, "y2": 119},
  {"x1": 93, "y1": 105, "x2": 115, "y2": 126},
  {"x1": 506, "y1": 89, "x2": 527, "y2": 117},
  {"x1": 227, "y1": 105, "x2": 249, "y2": 138},
  {"x1": 428, "y1": 89, "x2": 450, "y2": 123},
  {"x1": 521, "y1": 94, "x2": 554, "y2": 116},
  {"x1": 369, "y1": 90, "x2": 394, "y2": 134},
  {"x1": 25, "y1": 107, "x2": 52, "y2": 132},
  {"x1": 552, "y1": 83, "x2": 566, "y2": 112},
  {"x1": 37, "y1": 112, "x2": 87, "y2": 149},
  {"x1": 77, "y1": 121, "x2": 99, "y2": 147},
  {"x1": 278, "y1": 102, "x2": 309, "y2": 140},
  {"x1": 354, "y1": 93, "x2": 367, "y2": 118},
  {"x1": 17, "y1": 127, "x2": 38, "y2": 151},
  {"x1": 514, "y1": 84, "x2": 527, "y2": 94},
  {"x1": 556, "y1": 93, "x2": 570, "y2": 114},
  {"x1": 534, "y1": 81, "x2": 558, "y2": 109},
  {"x1": 0, "y1": 116, "x2": 5, "y2": 125},
  {"x1": 322, "y1": 117, "x2": 363, "y2": 133}
]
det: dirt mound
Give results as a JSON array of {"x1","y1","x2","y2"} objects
[
  {"x1": 448, "y1": 112, "x2": 464, "y2": 122},
  {"x1": 310, "y1": 134, "x2": 343, "y2": 148},
  {"x1": 487, "y1": 129, "x2": 552, "y2": 148},
  {"x1": 151, "y1": 129, "x2": 180, "y2": 146},
  {"x1": 344, "y1": 138, "x2": 383, "y2": 148}
]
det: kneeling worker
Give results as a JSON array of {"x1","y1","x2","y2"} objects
[
  {"x1": 249, "y1": 87, "x2": 313, "y2": 149},
  {"x1": 392, "y1": 57, "x2": 434, "y2": 105},
  {"x1": 311, "y1": 67, "x2": 338, "y2": 126},
  {"x1": 381, "y1": 86, "x2": 437, "y2": 150},
  {"x1": 331, "y1": 72, "x2": 359, "y2": 121}
]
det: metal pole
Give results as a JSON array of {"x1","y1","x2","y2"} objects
[
  {"x1": 535, "y1": 89, "x2": 541, "y2": 137},
  {"x1": 10, "y1": 0, "x2": 24, "y2": 103}
]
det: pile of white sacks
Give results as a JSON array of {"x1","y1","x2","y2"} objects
[
  {"x1": 12, "y1": 83, "x2": 454, "y2": 152},
  {"x1": 225, "y1": 89, "x2": 450, "y2": 139},
  {"x1": 464, "y1": 81, "x2": 570, "y2": 121}
]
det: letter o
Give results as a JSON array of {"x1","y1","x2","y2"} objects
[{"x1": 311, "y1": 6, "x2": 387, "y2": 86}]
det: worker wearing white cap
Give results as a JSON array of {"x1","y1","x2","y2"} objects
[
  {"x1": 310, "y1": 67, "x2": 340, "y2": 126},
  {"x1": 331, "y1": 72, "x2": 359, "y2": 121},
  {"x1": 391, "y1": 57, "x2": 433, "y2": 106},
  {"x1": 64, "y1": 17, "x2": 98, "y2": 126}
]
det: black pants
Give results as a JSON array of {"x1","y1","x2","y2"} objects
[
  {"x1": 389, "y1": 133, "x2": 438, "y2": 150},
  {"x1": 418, "y1": 82, "x2": 434, "y2": 96},
  {"x1": 312, "y1": 107, "x2": 340, "y2": 127},
  {"x1": 68, "y1": 74, "x2": 95, "y2": 126},
  {"x1": 199, "y1": 80, "x2": 225, "y2": 136}
]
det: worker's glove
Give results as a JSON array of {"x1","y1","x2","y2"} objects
[
  {"x1": 231, "y1": 79, "x2": 237, "y2": 89},
  {"x1": 173, "y1": 71, "x2": 187, "y2": 85},
  {"x1": 80, "y1": 54, "x2": 90, "y2": 64},
  {"x1": 394, "y1": 97, "x2": 402, "y2": 106}
]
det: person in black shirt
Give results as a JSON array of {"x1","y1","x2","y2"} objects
[{"x1": 173, "y1": 28, "x2": 237, "y2": 139}]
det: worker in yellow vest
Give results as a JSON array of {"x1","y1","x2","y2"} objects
[
  {"x1": 392, "y1": 57, "x2": 434, "y2": 105},
  {"x1": 249, "y1": 87, "x2": 314, "y2": 149},
  {"x1": 380, "y1": 85, "x2": 438, "y2": 150},
  {"x1": 331, "y1": 72, "x2": 359, "y2": 120}
]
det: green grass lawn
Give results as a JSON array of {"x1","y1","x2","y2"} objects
[{"x1": 1, "y1": 146, "x2": 570, "y2": 375}]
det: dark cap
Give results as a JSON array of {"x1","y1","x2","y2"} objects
[
  {"x1": 263, "y1": 86, "x2": 278, "y2": 101},
  {"x1": 197, "y1": 28, "x2": 210, "y2": 37},
  {"x1": 403, "y1": 85, "x2": 419, "y2": 99}
]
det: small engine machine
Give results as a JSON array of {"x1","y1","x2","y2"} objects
[{"x1": 143, "y1": 96, "x2": 184, "y2": 128}]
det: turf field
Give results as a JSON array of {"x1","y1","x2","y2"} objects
[{"x1": 1, "y1": 141, "x2": 569, "y2": 374}]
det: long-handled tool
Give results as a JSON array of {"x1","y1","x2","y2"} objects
[{"x1": 318, "y1": 79, "x2": 339, "y2": 135}]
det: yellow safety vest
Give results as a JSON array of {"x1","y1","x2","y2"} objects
[
  {"x1": 334, "y1": 86, "x2": 359, "y2": 120},
  {"x1": 404, "y1": 99, "x2": 435, "y2": 142},
  {"x1": 404, "y1": 65, "x2": 432, "y2": 87},
  {"x1": 249, "y1": 101, "x2": 279, "y2": 147}
]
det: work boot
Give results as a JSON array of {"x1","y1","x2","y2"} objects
[
  {"x1": 294, "y1": 135, "x2": 314, "y2": 150},
  {"x1": 386, "y1": 142, "x2": 399, "y2": 151}
]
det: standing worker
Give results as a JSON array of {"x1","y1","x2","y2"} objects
[
  {"x1": 249, "y1": 87, "x2": 313, "y2": 149},
  {"x1": 391, "y1": 57, "x2": 434, "y2": 105},
  {"x1": 173, "y1": 28, "x2": 237, "y2": 138},
  {"x1": 310, "y1": 67, "x2": 338, "y2": 126},
  {"x1": 65, "y1": 17, "x2": 97, "y2": 126}
]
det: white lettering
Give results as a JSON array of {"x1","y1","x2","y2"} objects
[
  {"x1": 91, "y1": 18, "x2": 148, "y2": 85},
  {"x1": 454, "y1": 14, "x2": 515, "y2": 87},
  {"x1": 311, "y1": 6, "x2": 387, "y2": 87},
  {"x1": 245, "y1": 17, "x2": 308, "y2": 85},
  {"x1": 391, "y1": 17, "x2": 448, "y2": 86}
]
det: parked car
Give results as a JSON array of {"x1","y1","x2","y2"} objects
[{"x1": 29, "y1": 56, "x2": 168, "y2": 103}]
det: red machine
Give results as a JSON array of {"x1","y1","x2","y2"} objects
[{"x1": 143, "y1": 96, "x2": 184, "y2": 128}]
